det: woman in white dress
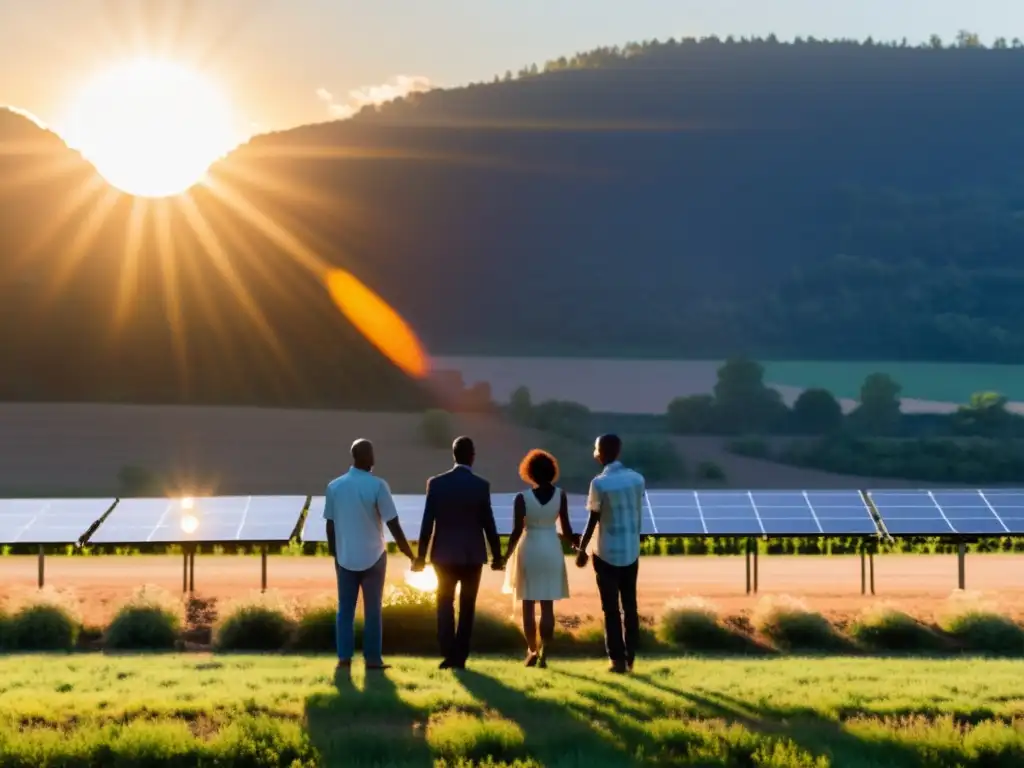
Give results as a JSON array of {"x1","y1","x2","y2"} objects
[{"x1": 503, "y1": 449, "x2": 574, "y2": 667}]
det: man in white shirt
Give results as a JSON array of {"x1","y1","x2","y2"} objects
[
  {"x1": 323, "y1": 438, "x2": 415, "y2": 671},
  {"x1": 575, "y1": 433, "x2": 646, "y2": 674}
]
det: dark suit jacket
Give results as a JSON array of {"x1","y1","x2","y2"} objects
[{"x1": 418, "y1": 466, "x2": 501, "y2": 566}]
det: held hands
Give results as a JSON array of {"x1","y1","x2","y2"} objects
[
  {"x1": 490, "y1": 555, "x2": 505, "y2": 571},
  {"x1": 574, "y1": 549, "x2": 589, "y2": 569},
  {"x1": 410, "y1": 557, "x2": 426, "y2": 573}
]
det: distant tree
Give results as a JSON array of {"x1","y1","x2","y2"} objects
[
  {"x1": 790, "y1": 388, "x2": 844, "y2": 434},
  {"x1": 624, "y1": 438, "x2": 685, "y2": 483},
  {"x1": 531, "y1": 400, "x2": 592, "y2": 442},
  {"x1": 956, "y1": 30, "x2": 983, "y2": 48},
  {"x1": 951, "y1": 391, "x2": 1015, "y2": 437},
  {"x1": 712, "y1": 358, "x2": 788, "y2": 433},
  {"x1": 419, "y1": 409, "x2": 454, "y2": 449},
  {"x1": 695, "y1": 460, "x2": 726, "y2": 482},
  {"x1": 929, "y1": 34, "x2": 944, "y2": 49},
  {"x1": 666, "y1": 394, "x2": 717, "y2": 434},
  {"x1": 994, "y1": 37, "x2": 1009, "y2": 50},
  {"x1": 1014, "y1": 38, "x2": 1024, "y2": 48},
  {"x1": 508, "y1": 385, "x2": 533, "y2": 425},
  {"x1": 849, "y1": 373, "x2": 902, "y2": 435}
]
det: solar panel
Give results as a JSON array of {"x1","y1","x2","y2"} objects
[
  {"x1": 646, "y1": 490, "x2": 879, "y2": 537},
  {"x1": 0, "y1": 498, "x2": 116, "y2": 545},
  {"x1": 868, "y1": 489, "x2": 1020, "y2": 536},
  {"x1": 303, "y1": 491, "x2": 590, "y2": 542},
  {"x1": 87, "y1": 495, "x2": 307, "y2": 545}
]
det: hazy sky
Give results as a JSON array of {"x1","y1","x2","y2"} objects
[{"x1": 3, "y1": 0, "x2": 1023, "y2": 141}]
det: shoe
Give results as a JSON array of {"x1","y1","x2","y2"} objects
[
  {"x1": 365, "y1": 663, "x2": 391, "y2": 671},
  {"x1": 626, "y1": 658, "x2": 635, "y2": 673},
  {"x1": 608, "y1": 662, "x2": 626, "y2": 674},
  {"x1": 336, "y1": 659, "x2": 352, "y2": 670},
  {"x1": 524, "y1": 651, "x2": 539, "y2": 667},
  {"x1": 537, "y1": 648, "x2": 548, "y2": 669},
  {"x1": 439, "y1": 659, "x2": 453, "y2": 670}
]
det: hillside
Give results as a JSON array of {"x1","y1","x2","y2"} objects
[{"x1": 3, "y1": 36, "x2": 1024, "y2": 407}]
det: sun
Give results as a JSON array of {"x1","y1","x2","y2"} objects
[{"x1": 64, "y1": 58, "x2": 237, "y2": 198}]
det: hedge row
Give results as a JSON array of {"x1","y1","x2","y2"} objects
[{"x1": 3, "y1": 587, "x2": 1023, "y2": 657}]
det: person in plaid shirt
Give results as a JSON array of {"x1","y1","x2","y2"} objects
[{"x1": 574, "y1": 434, "x2": 646, "y2": 674}]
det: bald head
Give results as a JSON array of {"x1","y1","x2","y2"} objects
[{"x1": 351, "y1": 439, "x2": 375, "y2": 471}]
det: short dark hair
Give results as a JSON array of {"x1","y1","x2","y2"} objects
[
  {"x1": 518, "y1": 449, "x2": 560, "y2": 486},
  {"x1": 597, "y1": 433, "x2": 622, "y2": 460},
  {"x1": 452, "y1": 435, "x2": 475, "y2": 464}
]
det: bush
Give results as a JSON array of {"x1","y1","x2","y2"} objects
[
  {"x1": 695, "y1": 460, "x2": 726, "y2": 482},
  {"x1": 0, "y1": 608, "x2": 9, "y2": 650},
  {"x1": 293, "y1": 603, "x2": 336, "y2": 652},
  {"x1": 659, "y1": 597, "x2": 738, "y2": 651},
  {"x1": 105, "y1": 585, "x2": 182, "y2": 651},
  {"x1": 752, "y1": 596, "x2": 842, "y2": 651},
  {"x1": 420, "y1": 409, "x2": 454, "y2": 449},
  {"x1": 214, "y1": 593, "x2": 296, "y2": 652},
  {"x1": 850, "y1": 604, "x2": 943, "y2": 652},
  {"x1": 6, "y1": 593, "x2": 80, "y2": 651},
  {"x1": 941, "y1": 602, "x2": 1024, "y2": 656},
  {"x1": 624, "y1": 437, "x2": 685, "y2": 483},
  {"x1": 726, "y1": 436, "x2": 772, "y2": 459}
]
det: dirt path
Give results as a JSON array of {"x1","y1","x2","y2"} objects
[{"x1": 3, "y1": 554, "x2": 1022, "y2": 628}]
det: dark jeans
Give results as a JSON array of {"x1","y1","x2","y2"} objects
[
  {"x1": 593, "y1": 555, "x2": 639, "y2": 665},
  {"x1": 434, "y1": 563, "x2": 483, "y2": 665},
  {"x1": 335, "y1": 553, "x2": 387, "y2": 664}
]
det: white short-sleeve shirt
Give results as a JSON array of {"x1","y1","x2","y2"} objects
[{"x1": 322, "y1": 467, "x2": 399, "y2": 571}]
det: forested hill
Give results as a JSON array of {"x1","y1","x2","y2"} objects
[
  {"x1": 223, "y1": 36, "x2": 1024, "y2": 363},
  {"x1": 3, "y1": 35, "x2": 1024, "y2": 408}
]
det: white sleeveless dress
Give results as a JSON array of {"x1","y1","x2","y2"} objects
[{"x1": 502, "y1": 487, "x2": 570, "y2": 602}]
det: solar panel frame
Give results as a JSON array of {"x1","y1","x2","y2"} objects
[
  {"x1": 0, "y1": 498, "x2": 117, "y2": 545},
  {"x1": 867, "y1": 489, "x2": 1024, "y2": 537},
  {"x1": 86, "y1": 495, "x2": 307, "y2": 545},
  {"x1": 646, "y1": 490, "x2": 880, "y2": 538}
]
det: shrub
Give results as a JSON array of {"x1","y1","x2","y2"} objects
[
  {"x1": 105, "y1": 585, "x2": 182, "y2": 651},
  {"x1": 0, "y1": 608, "x2": 9, "y2": 650},
  {"x1": 695, "y1": 460, "x2": 726, "y2": 482},
  {"x1": 941, "y1": 597, "x2": 1024, "y2": 656},
  {"x1": 420, "y1": 409, "x2": 454, "y2": 449},
  {"x1": 752, "y1": 596, "x2": 841, "y2": 651},
  {"x1": 659, "y1": 597, "x2": 737, "y2": 651},
  {"x1": 214, "y1": 593, "x2": 296, "y2": 652},
  {"x1": 624, "y1": 437, "x2": 685, "y2": 483},
  {"x1": 850, "y1": 604, "x2": 943, "y2": 652},
  {"x1": 6, "y1": 592, "x2": 80, "y2": 651},
  {"x1": 727, "y1": 436, "x2": 772, "y2": 459},
  {"x1": 293, "y1": 603, "x2": 336, "y2": 652}
]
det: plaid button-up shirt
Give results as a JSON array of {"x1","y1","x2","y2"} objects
[{"x1": 586, "y1": 461, "x2": 645, "y2": 567}]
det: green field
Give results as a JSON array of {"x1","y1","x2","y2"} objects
[
  {"x1": 764, "y1": 361, "x2": 1024, "y2": 403},
  {"x1": 2, "y1": 655, "x2": 1024, "y2": 767}
]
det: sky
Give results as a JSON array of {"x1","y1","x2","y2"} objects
[{"x1": 3, "y1": 0, "x2": 1024, "y2": 143}]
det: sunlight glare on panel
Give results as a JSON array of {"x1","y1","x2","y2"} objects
[{"x1": 324, "y1": 268, "x2": 430, "y2": 378}]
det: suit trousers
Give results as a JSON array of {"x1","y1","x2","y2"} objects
[
  {"x1": 592, "y1": 555, "x2": 640, "y2": 665},
  {"x1": 434, "y1": 563, "x2": 483, "y2": 664}
]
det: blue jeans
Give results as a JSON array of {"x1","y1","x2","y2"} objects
[{"x1": 335, "y1": 553, "x2": 387, "y2": 664}]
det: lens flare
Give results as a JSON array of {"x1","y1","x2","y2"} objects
[
  {"x1": 181, "y1": 515, "x2": 199, "y2": 534},
  {"x1": 324, "y1": 268, "x2": 430, "y2": 378},
  {"x1": 181, "y1": 496, "x2": 194, "y2": 510},
  {"x1": 404, "y1": 565, "x2": 438, "y2": 592}
]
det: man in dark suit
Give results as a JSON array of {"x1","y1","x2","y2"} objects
[{"x1": 413, "y1": 435, "x2": 503, "y2": 669}]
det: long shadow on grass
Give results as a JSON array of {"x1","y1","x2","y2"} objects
[
  {"x1": 455, "y1": 668, "x2": 637, "y2": 765},
  {"x1": 304, "y1": 666, "x2": 431, "y2": 767},
  {"x1": 632, "y1": 673, "x2": 946, "y2": 768}
]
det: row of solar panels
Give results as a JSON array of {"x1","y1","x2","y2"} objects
[{"x1": 4, "y1": 489, "x2": 1024, "y2": 547}]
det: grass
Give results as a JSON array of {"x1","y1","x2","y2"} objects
[{"x1": 1, "y1": 655, "x2": 1024, "y2": 766}]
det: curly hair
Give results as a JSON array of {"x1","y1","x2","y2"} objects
[{"x1": 518, "y1": 448, "x2": 560, "y2": 486}]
